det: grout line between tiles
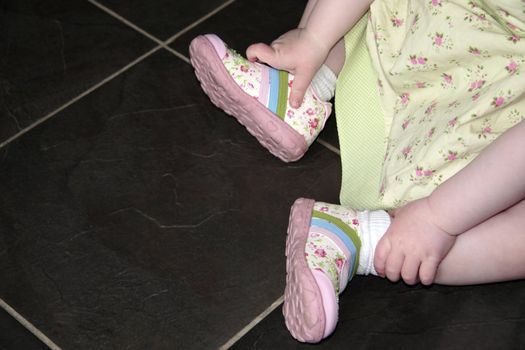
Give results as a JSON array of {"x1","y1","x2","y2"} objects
[
  {"x1": 1, "y1": 1, "x2": 338, "y2": 347},
  {"x1": 0, "y1": 45, "x2": 163, "y2": 150},
  {"x1": 316, "y1": 137, "x2": 341, "y2": 155},
  {"x1": 0, "y1": 298, "x2": 62, "y2": 350},
  {"x1": 101, "y1": 0, "x2": 337, "y2": 344},
  {"x1": 87, "y1": 0, "x2": 237, "y2": 65},
  {"x1": 86, "y1": 0, "x2": 190, "y2": 64},
  {"x1": 218, "y1": 295, "x2": 284, "y2": 350},
  {"x1": 164, "y1": 0, "x2": 236, "y2": 45},
  {"x1": 1, "y1": 0, "x2": 238, "y2": 150}
]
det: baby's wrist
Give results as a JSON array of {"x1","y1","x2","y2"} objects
[
  {"x1": 424, "y1": 196, "x2": 459, "y2": 237},
  {"x1": 301, "y1": 27, "x2": 331, "y2": 57}
]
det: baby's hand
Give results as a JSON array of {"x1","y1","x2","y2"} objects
[
  {"x1": 374, "y1": 198, "x2": 457, "y2": 285},
  {"x1": 246, "y1": 28, "x2": 330, "y2": 108}
]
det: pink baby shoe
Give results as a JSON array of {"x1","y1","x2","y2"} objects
[
  {"x1": 189, "y1": 34, "x2": 332, "y2": 162},
  {"x1": 284, "y1": 198, "x2": 365, "y2": 343}
]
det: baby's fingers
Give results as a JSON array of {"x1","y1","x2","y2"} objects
[
  {"x1": 374, "y1": 236, "x2": 391, "y2": 277},
  {"x1": 246, "y1": 43, "x2": 278, "y2": 66},
  {"x1": 385, "y1": 249, "x2": 404, "y2": 282},
  {"x1": 289, "y1": 70, "x2": 315, "y2": 108},
  {"x1": 401, "y1": 257, "x2": 421, "y2": 285},
  {"x1": 419, "y1": 258, "x2": 439, "y2": 285}
]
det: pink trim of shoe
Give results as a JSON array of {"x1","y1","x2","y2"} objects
[
  {"x1": 283, "y1": 198, "x2": 338, "y2": 343},
  {"x1": 312, "y1": 270, "x2": 338, "y2": 338},
  {"x1": 189, "y1": 34, "x2": 308, "y2": 162}
]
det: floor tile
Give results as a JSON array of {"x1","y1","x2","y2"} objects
[
  {"x1": 232, "y1": 277, "x2": 525, "y2": 349},
  {"x1": 170, "y1": 0, "x2": 307, "y2": 58},
  {"x1": 0, "y1": 50, "x2": 341, "y2": 350},
  {"x1": 96, "y1": 0, "x2": 228, "y2": 41},
  {"x1": 0, "y1": 0, "x2": 155, "y2": 145},
  {"x1": 0, "y1": 308, "x2": 48, "y2": 350}
]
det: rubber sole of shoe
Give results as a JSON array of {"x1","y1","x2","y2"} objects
[
  {"x1": 189, "y1": 35, "x2": 308, "y2": 163},
  {"x1": 283, "y1": 198, "x2": 326, "y2": 343}
]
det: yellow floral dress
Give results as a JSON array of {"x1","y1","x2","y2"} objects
[{"x1": 336, "y1": 0, "x2": 525, "y2": 209}]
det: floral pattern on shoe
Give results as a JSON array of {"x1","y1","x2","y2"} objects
[
  {"x1": 305, "y1": 231, "x2": 347, "y2": 295},
  {"x1": 223, "y1": 49, "x2": 263, "y2": 100},
  {"x1": 220, "y1": 46, "x2": 332, "y2": 146},
  {"x1": 314, "y1": 201, "x2": 361, "y2": 230}
]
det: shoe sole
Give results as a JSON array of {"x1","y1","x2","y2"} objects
[
  {"x1": 189, "y1": 35, "x2": 308, "y2": 163},
  {"x1": 283, "y1": 198, "x2": 326, "y2": 343}
]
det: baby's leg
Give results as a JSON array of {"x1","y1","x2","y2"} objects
[
  {"x1": 299, "y1": 0, "x2": 346, "y2": 75},
  {"x1": 324, "y1": 39, "x2": 346, "y2": 76},
  {"x1": 298, "y1": 0, "x2": 318, "y2": 28},
  {"x1": 435, "y1": 198, "x2": 525, "y2": 285}
]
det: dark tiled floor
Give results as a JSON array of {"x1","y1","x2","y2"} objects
[
  {"x1": 233, "y1": 277, "x2": 525, "y2": 349},
  {"x1": 0, "y1": 0, "x2": 155, "y2": 145},
  {"x1": 0, "y1": 1, "x2": 523, "y2": 350},
  {"x1": 0, "y1": 1, "x2": 341, "y2": 349},
  {"x1": 0, "y1": 308, "x2": 48, "y2": 350},
  {"x1": 97, "y1": 0, "x2": 228, "y2": 41}
]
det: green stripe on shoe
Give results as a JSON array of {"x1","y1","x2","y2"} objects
[
  {"x1": 312, "y1": 210, "x2": 362, "y2": 278},
  {"x1": 276, "y1": 70, "x2": 289, "y2": 119}
]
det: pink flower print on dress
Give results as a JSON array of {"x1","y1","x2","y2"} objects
[
  {"x1": 509, "y1": 34, "x2": 520, "y2": 43},
  {"x1": 468, "y1": 47, "x2": 481, "y2": 55},
  {"x1": 447, "y1": 151, "x2": 458, "y2": 161},
  {"x1": 425, "y1": 101, "x2": 437, "y2": 115},
  {"x1": 409, "y1": 55, "x2": 418, "y2": 65},
  {"x1": 416, "y1": 167, "x2": 433, "y2": 177},
  {"x1": 402, "y1": 119, "x2": 410, "y2": 130},
  {"x1": 392, "y1": 18, "x2": 404, "y2": 27},
  {"x1": 479, "y1": 126, "x2": 492, "y2": 139},
  {"x1": 476, "y1": 13, "x2": 486, "y2": 22},
  {"x1": 314, "y1": 248, "x2": 327, "y2": 258},
  {"x1": 434, "y1": 33, "x2": 444, "y2": 46},
  {"x1": 416, "y1": 81, "x2": 427, "y2": 88},
  {"x1": 448, "y1": 117, "x2": 458, "y2": 126},
  {"x1": 306, "y1": 108, "x2": 315, "y2": 116},
  {"x1": 506, "y1": 61, "x2": 518, "y2": 74},
  {"x1": 400, "y1": 93, "x2": 410, "y2": 105},
  {"x1": 427, "y1": 127, "x2": 435, "y2": 138},
  {"x1": 352, "y1": 219, "x2": 359, "y2": 226},
  {"x1": 240, "y1": 65, "x2": 249, "y2": 73},
  {"x1": 472, "y1": 93, "x2": 480, "y2": 101},
  {"x1": 417, "y1": 56, "x2": 427, "y2": 65},
  {"x1": 402, "y1": 146, "x2": 412, "y2": 158},
  {"x1": 468, "y1": 80, "x2": 485, "y2": 91},
  {"x1": 431, "y1": 0, "x2": 442, "y2": 6},
  {"x1": 287, "y1": 110, "x2": 295, "y2": 118},
  {"x1": 288, "y1": 79, "x2": 294, "y2": 88},
  {"x1": 319, "y1": 206, "x2": 329, "y2": 212},
  {"x1": 492, "y1": 96, "x2": 506, "y2": 107},
  {"x1": 442, "y1": 73, "x2": 452, "y2": 84}
]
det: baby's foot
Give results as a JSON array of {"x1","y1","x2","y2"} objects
[
  {"x1": 283, "y1": 198, "x2": 390, "y2": 342},
  {"x1": 189, "y1": 34, "x2": 332, "y2": 162}
]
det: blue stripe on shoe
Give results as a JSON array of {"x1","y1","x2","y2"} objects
[
  {"x1": 267, "y1": 67, "x2": 280, "y2": 114},
  {"x1": 311, "y1": 217, "x2": 358, "y2": 282}
]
